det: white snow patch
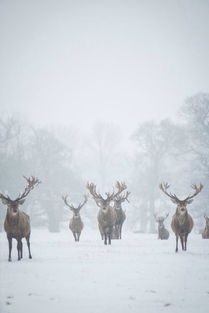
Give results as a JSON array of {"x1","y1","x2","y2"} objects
[{"x1": 0, "y1": 228, "x2": 209, "y2": 313}]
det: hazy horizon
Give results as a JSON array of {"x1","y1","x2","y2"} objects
[{"x1": 0, "y1": 0, "x2": 209, "y2": 134}]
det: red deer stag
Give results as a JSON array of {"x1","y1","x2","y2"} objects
[
  {"x1": 202, "y1": 214, "x2": 209, "y2": 239},
  {"x1": 86, "y1": 181, "x2": 127, "y2": 245},
  {"x1": 0, "y1": 176, "x2": 41, "y2": 261},
  {"x1": 113, "y1": 191, "x2": 130, "y2": 239},
  {"x1": 62, "y1": 194, "x2": 88, "y2": 242},
  {"x1": 159, "y1": 182, "x2": 203, "y2": 252},
  {"x1": 153, "y1": 213, "x2": 170, "y2": 240}
]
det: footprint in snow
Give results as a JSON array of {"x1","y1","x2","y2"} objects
[
  {"x1": 6, "y1": 301, "x2": 12, "y2": 305},
  {"x1": 164, "y1": 303, "x2": 171, "y2": 307}
]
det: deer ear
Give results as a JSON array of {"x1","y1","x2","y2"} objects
[
  {"x1": 96, "y1": 200, "x2": 102, "y2": 207},
  {"x1": 170, "y1": 198, "x2": 178, "y2": 204},
  {"x1": 1, "y1": 198, "x2": 10, "y2": 205},
  {"x1": 186, "y1": 199, "x2": 193, "y2": 204},
  {"x1": 18, "y1": 199, "x2": 25, "y2": 205}
]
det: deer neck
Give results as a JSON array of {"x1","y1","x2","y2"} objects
[
  {"x1": 176, "y1": 210, "x2": 188, "y2": 225},
  {"x1": 6, "y1": 210, "x2": 20, "y2": 225}
]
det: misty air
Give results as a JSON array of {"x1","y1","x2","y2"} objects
[{"x1": 0, "y1": 1, "x2": 209, "y2": 313}]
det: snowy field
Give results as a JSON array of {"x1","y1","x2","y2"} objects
[{"x1": 0, "y1": 228, "x2": 209, "y2": 313}]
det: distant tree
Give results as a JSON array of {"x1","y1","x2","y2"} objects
[
  {"x1": 27, "y1": 128, "x2": 82, "y2": 232},
  {"x1": 132, "y1": 119, "x2": 186, "y2": 232},
  {"x1": 180, "y1": 93, "x2": 209, "y2": 217},
  {"x1": 0, "y1": 116, "x2": 21, "y2": 231},
  {"x1": 91, "y1": 121, "x2": 121, "y2": 190}
]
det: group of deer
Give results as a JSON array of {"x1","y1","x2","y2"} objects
[
  {"x1": 157, "y1": 182, "x2": 209, "y2": 252},
  {"x1": 62, "y1": 181, "x2": 130, "y2": 245},
  {"x1": 0, "y1": 176, "x2": 208, "y2": 261},
  {"x1": 0, "y1": 177, "x2": 130, "y2": 261}
]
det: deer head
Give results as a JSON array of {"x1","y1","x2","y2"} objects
[
  {"x1": 159, "y1": 182, "x2": 203, "y2": 216},
  {"x1": 114, "y1": 191, "x2": 130, "y2": 210},
  {"x1": 86, "y1": 181, "x2": 127, "y2": 211},
  {"x1": 0, "y1": 176, "x2": 41, "y2": 215},
  {"x1": 154, "y1": 213, "x2": 169, "y2": 228},
  {"x1": 62, "y1": 194, "x2": 88, "y2": 217},
  {"x1": 204, "y1": 214, "x2": 209, "y2": 227}
]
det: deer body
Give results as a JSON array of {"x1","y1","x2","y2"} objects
[
  {"x1": 113, "y1": 191, "x2": 130, "y2": 239},
  {"x1": 87, "y1": 181, "x2": 127, "y2": 245},
  {"x1": 154, "y1": 214, "x2": 169, "y2": 240},
  {"x1": 62, "y1": 194, "x2": 87, "y2": 242},
  {"x1": 69, "y1": 215, "x2": 84, "y2": 241},
  {"x1": 160, "y1": 182, "x2": 203, "y2": 252},
  {"x1": 4, "y1": 211, "x2": 31, "y2": 238},
  {"x1": 0, "y1": 176, "x2": 40, "y2": 261},
  {"x1": 97, "y1": 205, "x2": 117, "y2": 243},
  {"x1": 202, "y1": 215, "x2": 209, "y2": 239}
]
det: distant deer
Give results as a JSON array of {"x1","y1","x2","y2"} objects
[
  {"x1": 202, "y1": 214, "x2": 209, "y2": 239},
  {"x1": 62, "y1": 194, "x2": 87, "y2": 241},
  {"x1": 0, "y1": 176, "x2": 41, "y2": 261},
  {"x1": 153, "y1": 213, "x2": 170, "y2": 240},
  {"x1": 113, "y1": 191, "x2": 130, "y2": 239},
  {"x1": 160, "y1": 182, "x2": 203, "y2": 252},
  {"x1": 87, "y1": 181, "x2": 127, "y2": 245}
]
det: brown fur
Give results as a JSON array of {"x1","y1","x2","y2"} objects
[
  {"x1": 97, "y1": 205, "x2": 117, "y2": 244},
  {"x1": 171, "y1": 211, "x2": 193, "y2": 251},
  {"x1": 69, "y1": 215, "x2": 84, "y2": 242},
  {"x1": 202, "y1": 216, "x2": 209, "y2": 239}
]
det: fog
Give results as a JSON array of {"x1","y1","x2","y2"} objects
[
  {"x1": 0, "y1": 1, "x2": 209, "y2": 313},
  {"x1": 1, "y1": 0, "x2": 209, "y2": 132}
]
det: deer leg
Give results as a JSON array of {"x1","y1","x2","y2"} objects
[
  {"x1": 26, "y1": 235, "x2": 32, "y2": 259},
  {"x1": 119, "y1": 225, "x2": 122, "y2": 239},
  {"x1": 17, "y1": 238, "x2": 22, "y2": 261},
  {"x1": 180, "y1": 236, "x2": 184, "y2": 251},
  {"x1": 77, "y1": 232, "x2": 81, "y2": 242},
  {"x1": 104, "y1": 233, "x2": 107, "y2": 245},
  {"x1": 184, "y1": 234, "x2": 188, "y2": 251},
  {"x1": 73, "y1": 232, "x2": 77, "y2": 241},
  {"x1": 20, "y1": 240, "x2": 23, "y2": 258},
  {"x1": 7, "y1": 235, "x2": 12, "y2": 262},
  {"x1": 175, "y1": 235, "x2": 179, "y2": 252},
  {"x1": 108, "y1": 233, "x2": 111, "y2": 245}
]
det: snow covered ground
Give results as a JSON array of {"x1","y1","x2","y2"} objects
[{"x1": 0, "y1": 228, "x2": 209, "y2": 313}]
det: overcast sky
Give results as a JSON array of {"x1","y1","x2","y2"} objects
[{"x1": 0, "y1": 0, "x2": 209, "y2": 133}]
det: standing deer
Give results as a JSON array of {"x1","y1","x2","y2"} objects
[
  {"x1": 153, "y1": 213, "x2": 170, "y2": 240},
  {"x1": 62, "y1": 194, "x2": 87, "y2": 242},
  {"x1": 202, "y1": 214, "x2": 209, "y2": 239},
  {"x1": 0, "y1": 176, "x2": 41, "y2": 261},
  {"x1": 113, "y1": 191, "x2": 130, "y2": 239},
  {"x1": 86, "y1": 181, "x2": 127, "y2": 245},
  {"x1": 159, "y1": 182, "x2": 203, "y2": 252}
]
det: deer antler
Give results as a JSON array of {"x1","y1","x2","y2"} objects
[
  {"x1": 0, "y1": 193, "x2": 12, "y2": 203},
  {"x1": 183, "y1": 183, "x2": 203, "y2": 202},
  {"x1": 115, "y1": 190, "x2": 131, "y2": 203},
  {"x1": 15, "y1": 176, "x2": 41, "y2": 201},
  {"x1": 78, "y1": 195, "x2": 88, "y2": 210},
  {"x1": 86, "y1": 182, "x2": 104, "y2": 202},
  {"x1": 159, "y1": 182, "x2": 180, "y2": 203},
  {"x1": 62, "y1": 195, "x2": 75, "y2": 210},
  {"x1": 113, "y1": 181, "x2": 127, "y2": 198}
]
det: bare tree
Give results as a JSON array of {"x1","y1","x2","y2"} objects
[{"x1": 132, "y1": 119, "x2": 185, "y2": 232}]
